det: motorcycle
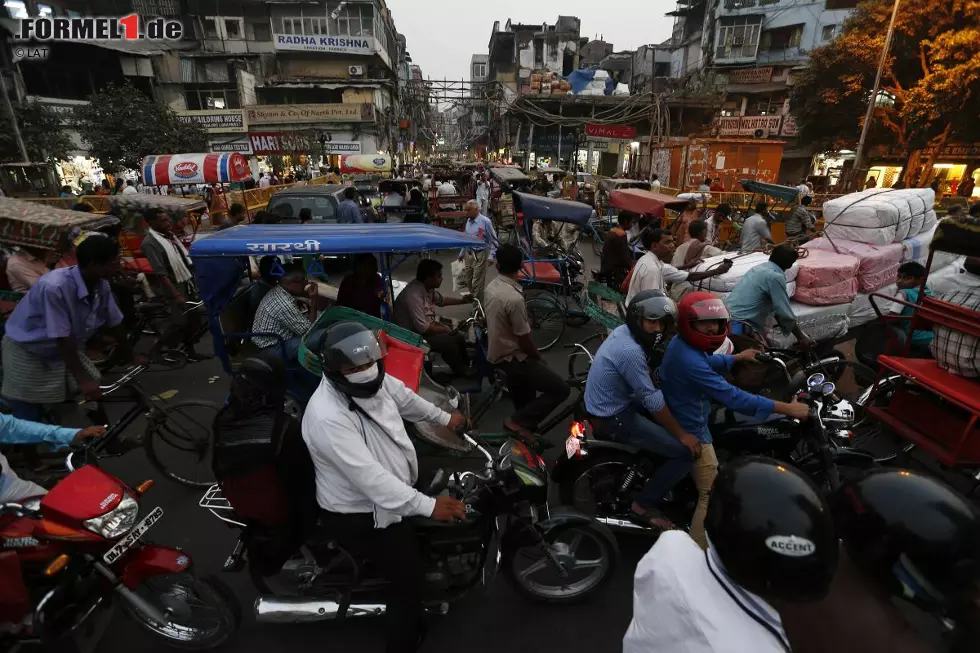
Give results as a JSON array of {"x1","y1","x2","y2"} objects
[
  {"x1": 554, "y1": 370, "x2": 878, "y2": 533},
  {"x1": 199, "y1": 430, "x2": 619, "y2": 628},
  {"x1": 0, "y1": 444, "x2": 240, "y2": 652}
]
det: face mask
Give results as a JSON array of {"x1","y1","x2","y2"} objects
[{"x1": 345, "y1": 365, "x2": 380, "y2": 385}]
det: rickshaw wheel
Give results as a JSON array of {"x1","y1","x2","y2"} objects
[{"x1": 525, "y1": 294, "x2": 565, "y2": 352}]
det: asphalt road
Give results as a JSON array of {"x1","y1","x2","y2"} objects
[
  {"x1": 71, "y1": 245, "x2": 949, "y2": 653},
  {"x1": 85, "y1": 246, "x2": 654, "y2": 653}
]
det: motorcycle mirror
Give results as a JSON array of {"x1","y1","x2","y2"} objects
[
  {"x1": 44, "y1": 554, "x2": 70, "y2": 577},
  {"x1": 806, "y1": 373, "x2": 825, "y2": 388},
  {"x1": 821, "y1": 382, "x2": 836, "y2": 396}
]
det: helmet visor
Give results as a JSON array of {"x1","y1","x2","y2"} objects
[{"x1": 322, "y1": 329, "x2": 387, "y2": 372}]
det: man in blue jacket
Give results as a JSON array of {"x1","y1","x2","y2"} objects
[
  {"x1": 660, "y1": 291, "x2": 809, "y2": 548},
  {"x1": 0, "y1": 415, "x2": 104, "y2": 502}
]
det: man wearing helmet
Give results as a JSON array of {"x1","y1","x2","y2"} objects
[
  {"x1": 302, "y1": 321, "x2": 468, "y2": 652},
  {"x1": 624, "y1": 457, "x2": 839, "y2": 653},
  {"x1": 584, "y1": 290, "x2": 700, "y2": 530},
  {"x1": 660, "y1": 292, "x2": 810, "y2": 547}
]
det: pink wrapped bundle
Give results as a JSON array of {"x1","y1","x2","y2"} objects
[
  {"x1": 796, "y1": 249, "x2": 861, "y2": 288},
  {"x1": 793, "y1": 277, "x2": 860, "y2": 305},
  {"x1": 804, "y1": 238, "x2": 903, "y2": 292}
]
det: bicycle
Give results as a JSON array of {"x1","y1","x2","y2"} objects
[
  {"x1": 96, "y1": 299, "x2": 209, "y2": 372},
  {"x1": 4, "y1": 365, "x2": 221, "y2": 489}
]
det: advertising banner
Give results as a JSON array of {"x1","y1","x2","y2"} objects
[
  {"x1": 273, "y1": 34, "x2": 390, "y2": 67},
  {"x1": 141, "y1": 153, "x2": 251, "y2": 185},
  {"x1": 340, "y1": 154, "x2": 393, "y2": 174},
  {"x1": 584, "y1": 123, "x2": 637, "y2": 140}
]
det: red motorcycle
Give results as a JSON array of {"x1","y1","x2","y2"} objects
[{"x1": 0, "y1": 456, "x2": 240, "y2": 652}]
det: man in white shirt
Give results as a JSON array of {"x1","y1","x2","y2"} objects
[
  {"x1": 796, "y1": 179, "x2": 813, "y2": 198},
  {"x1": 624, "y1": 457, "x2": 838, "y2": 653},
  {"x1": 740, "y1": 201, "x2": 773, "y2": 252},
  {"x1": 122, "y1": 180, "x2": 138, "y2": 194},
  {"x1": 303, "y1": 322, "x2": 466, "y2": 653},
  {"x1": 257, "y1": 172, "x2": 271, "y2": 189},
  {"x1": 436, "y1": 179, "x2": 458, "y2": 210},
  {"x1": 705, "y1": 204, "x2": 732, "y2": 246},
  {"x1": 627, "y1": 228, "x2": 731, "y2": 303},
  {"x1": 650, "y1": 174, "x2": 662, "y2": 192}
]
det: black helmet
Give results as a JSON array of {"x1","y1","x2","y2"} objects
[
  {"x1": 313, "y1": 321, "x2": 387, "y2": 398},
  {"x1": 832, "y1": 468, "x2": 980, "y2": 608},
  {"x1": 707, "y1": 456, "x2": 838, "y2": 603},
  {"x1": 625, "y1": 289, "x2": 676, "y2": 352}
]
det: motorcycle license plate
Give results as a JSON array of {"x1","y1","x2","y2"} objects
[
  {"x1": 565, "y1": 435, "x2": 581, "y2": 458},
  {"x1": 103, "y1": 506, "x2": 163, "y2": 565}
]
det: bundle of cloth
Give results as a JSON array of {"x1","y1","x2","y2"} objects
[
  {"x1": 899, "y1": 224, "x2": 962, "y2": 269},
  {"x1": 686, "y1": 251, "x2": 798, "y2": 295},
  {"x1": 821, "y1": 188, "x2": 936, "y2": 245},
  {"x1": 767, "y1": 302, "x2": 851, "y2": 348},
  {"x1": 793, "y1": 249, "x2": 861, "y2": 306},
  {"x1": 804, "y1": 238, "x2": 903, "y2": 292}
]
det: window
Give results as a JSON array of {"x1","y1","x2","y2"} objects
[
  {"x1": 825, "y1": 0, "x2": 859, "y2": 8},
  {"x1": 821, "y1": 25, "x2": 837, "y2": 41},
  {"x1": 715, "y1": 16, "x2": 762, "y2": 61},
  {"x1": 534, "y1": 39, "x2": 544, "y2": 67},
  {"x1": 202, "y1": 17, "x2": 218, "y2": 39},
  {"x1": 249, "y1": 20, "x2": 271, "y2": 41},
  {"x1": 133, "y1": 0, "x2": 180, "y2": 16},
  {"x1": 761, "y1": 25, "x2": 803, "y2": 52},
  {"x1": 3, "y1": 1, "x2": 28, "y2": 19},
  {"x1": 224, "y1": 18, "x2": 242, "y2": 39},
  {"x1": 335, "y1": 2, "x2": 373, "y2": 37},
  {"x1": 184, "y1": 86, "x2": 240, "y2": 111},
  {"x1": 472, "y1": 62, "x2": 487, "y2": 78}
]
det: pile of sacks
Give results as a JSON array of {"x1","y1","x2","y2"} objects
[
  {"x1": 821, "y1": 187, "x2": 937, "y2": 246},
  {"x1": 687, "y1": 251, "x2": 798, "y2": 297},
  {"x1": 793, "y1": 249, "x2": 861, "y2": 305}
]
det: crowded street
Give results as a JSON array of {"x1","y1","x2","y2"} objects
[{"x1": 2, "y1": 1, "x2": 980, "y2": 652}]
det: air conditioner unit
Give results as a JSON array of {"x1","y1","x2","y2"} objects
[
  {"x1": 348, "y1": 65, "x2": 364, "y2": 76},
  {"x1": 753, "y1": 128, "x2": 769, "y2": 138}
]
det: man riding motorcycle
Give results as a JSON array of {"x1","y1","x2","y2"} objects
[
  {"x1": 301, "y1": 321, "x2": 467, "y2": 653},
  {"x1": 583, "y1": 290, "x2": 699, "y2": 530},
  {"x1": 659, "y1": 291, "x2": 810, "y2": 547},
  {"x1": 624, "y1": 456, "x2": 838, "y2": 653}
]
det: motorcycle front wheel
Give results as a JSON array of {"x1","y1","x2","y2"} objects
[
  {"x1": 507, "y1": 522, "x2": 615, "y2": 604},
  {"x1": 122, "y1": 572, "x2": 241, "y2": 650}
]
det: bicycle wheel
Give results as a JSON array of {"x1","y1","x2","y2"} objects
[
  {"x1": 525, "y1": 295, "x2": 565, "y2": 352},
  {"x1": 569, "y1": 332, "x2": 607, "y2": 380},
  {"x1": 144, "y1": 399, "x2": 222, "y2": 488}
]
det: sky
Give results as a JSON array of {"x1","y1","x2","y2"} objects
[{"x1": 385, "y1": 0, "x2": 678, "y2": 82}]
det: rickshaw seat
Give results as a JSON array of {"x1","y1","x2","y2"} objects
[
  {"x1": 518, "y1": 262, "x2": 561, "y2": 283},
  {"x1": 876, "y1": 356, "x2": 980, "y2": 414}
]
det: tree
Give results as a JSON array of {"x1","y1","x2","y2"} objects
[
  {"x1": 790, "y1": 0, "x2": 980, "y2": 184},
  {"x1": 0, "y1": 100, "x2": 73, "y2": 164},
  {"x1": 73, "y1": 82, "x2": 209, "y2": 171}
]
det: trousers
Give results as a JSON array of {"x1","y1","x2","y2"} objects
[
  {"x1": 689, "y1": 443, "x2": 719, "y2": 549},
  {"x1": 461, "y1": 249, "x2": 489, "y2": 303},
  {"x1": 496, "y1": 357, "x2": 570, "y2": 431},
  {"x1": 592, "y1": 408, "x2": 693, "y2": 511},
  {"x1": 426, "y1": 332, "x2": 468, "y2": 375},
  {"x1": 317, "y1": 512, "x2": 425, "y2": 653}
]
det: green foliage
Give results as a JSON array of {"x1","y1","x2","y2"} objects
[
  {"x1": 790, "y1": 0, "x2": 980, "y2": 153},
  {"x1": 0, "y1": 100, "x2": 73, "y2": 164},
  {"x1": 73, "y1": 82, "x2": 209, "y2": 171}
]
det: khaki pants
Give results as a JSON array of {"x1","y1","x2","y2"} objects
[
  {"x1": 461, "y1": 249, "x2": 490, "y2": 303},
  {"x1": 689, "y1": 443, "x2": 718, "y2": 549}
]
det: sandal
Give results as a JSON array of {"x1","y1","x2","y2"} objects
[
  {"x1": 629, "y1": 509, "x2": 676, "y2": 532},
  {"x1": 503, "y1": 420, "x2": 555, "y2": 451}
]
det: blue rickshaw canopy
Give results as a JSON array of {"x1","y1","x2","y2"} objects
[
  {"x1": 738, "y1": 179, "x2": 802, "y2": 204},
  {"x1": 512, "y1": 192, "x2": 595, "y2": 226},
  {"x1": 189, "y1": 223, "x2": 483, "y2": 258}
]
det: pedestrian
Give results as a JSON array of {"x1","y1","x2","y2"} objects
[
  {"x1": 785, "y1": 195, "x2": 816, "y2": 242},
  {"x1": 485, "y1": 245, "x2": 569, "y2": 442},
  {"x1": 957, "y1": 173, "x2": 976, "y2": 199},
  {"x1": 337, "y1": 187, "x2": 363, "y2": 224},
  {"x1": 697, "y1": 178, "x2": 711, "y2": 193},
  {"x1": 705, "y1": 204, "x2": 731, "y2": 246},
  {"x1": 650, "y1": 174, "x2": 661, "y2": 192},
  {"x1": 219, "y1": 202, "x2": 247, "y2": 230},
  {"x1": 258, "y1": 172, "x2": 271, "y2": 189},
  {"x1": 475, "y1": 173, "x2": 491, "y2": 216},
  {"x1": 796, "y1": 178, "x2": 813, "y2": 198},
  {"x1": 670, "y1": 200, "x2": 700, "y2": 246},
  {"x1": 112, "y1": 178, "x2": 124, "y2": 195},
  {"x1": 140, "y1": 209, "x2": 209, "y2": 363},
  {"x1": 739, "y1": 202, "x2": 773, "y2": 252},
  {"x1": 457, "y1": 199, "x2": 497, "y2": 303},
  {"x1": 122, "y1": 180, "x2": 138, "y2": 195},
  {"x1": 1, "y1": 236, "x2": 142, "y2": 421}
]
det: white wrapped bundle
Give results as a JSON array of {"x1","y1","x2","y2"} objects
[
  {"x1": 821, "y1": 188, "x2": 935, "y2": 245},
  {"x1": 922, "y1": 208, "x2": 938, "y2": 232},
  {"x1": 901, "y1": 224, "x2": 960, "y2": 268},
  {"x1": 767, "y1": 302, "x2": 850, "y2": 347},
  {"x1": 848, "y1": 284, "x2": 898, "y2": 328},
  {"x1": 688, "y1": 252, "x2": 798, "y2": 293},
  {"x1": 713, "y1": 281, "x2": 797, "y2": 303}
]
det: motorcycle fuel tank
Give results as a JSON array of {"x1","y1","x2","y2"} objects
[{"x1": 41, "y1": 465, "x2": 126, "y2": 524}]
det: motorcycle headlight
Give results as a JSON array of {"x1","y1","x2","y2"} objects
[{"x1": 83, "y1": 494, "x2": 139, "y2": 539}]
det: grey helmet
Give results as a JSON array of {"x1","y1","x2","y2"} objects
[{"x1": 625, "y1": 289, "x2": 677, "y2": 352}]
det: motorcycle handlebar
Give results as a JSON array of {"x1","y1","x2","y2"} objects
[{"x1": 0, "y1": 503, "x2": 41, "y2": 519}]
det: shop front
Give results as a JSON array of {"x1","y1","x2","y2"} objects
[
  {"x1": 652, "y1": 137, "x2": 786, "y2": 191},
  {"x1": 867, "y1": 144, "x2": 980, "y2": 198}
]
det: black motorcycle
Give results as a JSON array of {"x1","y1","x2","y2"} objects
[
  {"x1": 554, "y1": 371, "x2": 878, "y2": 533},
  {"x1": 200, "y1": 430, "x2": 619, "y2": 629}
]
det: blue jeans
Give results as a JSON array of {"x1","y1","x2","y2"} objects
[
  {"x1": 594, "y1": 408, "x2": 693, "y2": 511},
  {"x1": 264, "y1": 335, "x2": 303, "y2": 361}
]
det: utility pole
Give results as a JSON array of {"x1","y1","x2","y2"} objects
[
  {"x1": 853, "y1": 0, "x2": 901, "y2": 173},
  {"x1": 0, "y1": 44, "x2": 30, "y2": 164}
]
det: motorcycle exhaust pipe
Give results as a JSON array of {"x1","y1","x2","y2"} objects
[
  {"x1": 595, "y1": 516, "x2": 652, "y2": 532},
  {"x1": 255, "y1": 597, "x2": 386, "y2": 624}
]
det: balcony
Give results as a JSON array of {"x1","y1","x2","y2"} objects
[{"x1": 755, "y1": 46, "x2": 808, "y2": 65}]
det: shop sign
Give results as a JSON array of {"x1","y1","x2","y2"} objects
[
  {"x1": 25, "y1": 96, "x2": 88, "y2": 125},
  {"x1": 248, "y1": 131, "x2": 316, "y2": 155},
  {"x1": 780, "y1": 114, "x2": 798, "y2": 137},
  {"x1": 587, "y1": 140, "x2": 610, "y2": 152},
  {"x1": 921, "y1": 144, "x2": 980, "y2": 159},
  {"x1": 323, "y1": 141, "x2": 362, "y2": 154},
  {"x1": 728, "y1": 67, "x2": 773, "y2": 84},
  {"x1": 210, "y1": 139, "x2": 252, "y2": 154},
  {"x1": 714, "y1": 115, "x2": 783, "y2": 137},
  {"x1": 245, "y1": 103, "x2": 374, "y2": 125},
  {"x1": 273, "y1": 34, "x2": 389, "y2": 66},
  {"x1": 176, "y1": 110, "x2": 246, "y2": 134},
  {"x1": 585, "y1": 124, "x2": 637, "y2": 140}
]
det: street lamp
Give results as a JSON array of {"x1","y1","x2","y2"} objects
[{"x1": 853, "y1": 0, "x2": 901, "y2": 174}]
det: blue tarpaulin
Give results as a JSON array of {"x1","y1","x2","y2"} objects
[
  {"x1": 566, "y1": 69, "x2": 596, "y2": 94},
  {"x1": 189, "y1": 223, "x2": 483, "y2": 258}
]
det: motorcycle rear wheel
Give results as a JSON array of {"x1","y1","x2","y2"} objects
[
  {"x1": 507, "y1": 522, "x2": 615, "y2": 604},
  {"x1": 122, "y1": 572, "x2": 240, "y2": 650}
]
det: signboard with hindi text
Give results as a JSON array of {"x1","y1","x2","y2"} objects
[{"x1": 245, "y1": 104, "x2": 374, "y2": 126}]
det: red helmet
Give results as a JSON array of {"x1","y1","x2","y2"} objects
[{"x1": 678, "y1": 291, "x2": 730, "y2": 352}]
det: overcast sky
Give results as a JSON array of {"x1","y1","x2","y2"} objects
[{"x1": 385, "y1": 0, "x2": 678, "y2": 82}]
